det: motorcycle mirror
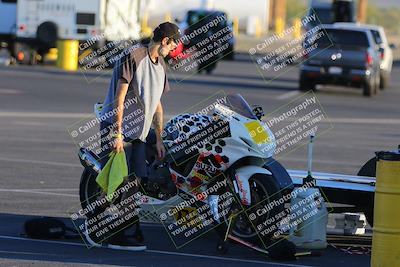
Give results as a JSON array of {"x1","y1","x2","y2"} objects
[{"x1": 252, "y1": 105, "x2": 264, "y2": 120}]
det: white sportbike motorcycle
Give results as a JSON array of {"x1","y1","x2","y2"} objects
[{"x1": 78, "y1": 94, "x2": 294, "y2": 251}]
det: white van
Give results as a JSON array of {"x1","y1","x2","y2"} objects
[
  {"x1": 13, "y1": 0, "x2": 141, "y2": 63},
  {"x1": 16, "y1": 0, "x2": 140, "y2": 45}
]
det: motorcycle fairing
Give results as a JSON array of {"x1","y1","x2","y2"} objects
[{"x1": 233, "y1": 166, "x2": 272, "y2": 206}]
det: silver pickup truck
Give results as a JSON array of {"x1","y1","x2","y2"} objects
[{"x1": 299, "y1": 24, "x2": 381, "y2": 97}]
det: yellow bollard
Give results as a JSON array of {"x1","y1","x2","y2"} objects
[
  {"x1": 45, "y1": 48, "x2": 58, "y2": 62},
  {"x1": 141, "y1": 11, "x2": 152, "y2": 37},
  {"x1": 233, "y1": 17, "x2": 239, "y2": 36},
  {"x1": 275, "y1": 17, "x2": 285, "y2": 36},
  {"x1": 255, "y1": 17, "x2": 262, "y2": 38},
  {"x1": 371, "y1": 151, "x2": 400, "y2": 267},
  {"x1": 164, "y1": 12, "x2": 172, "y2": 22},
  {"x1": 293, "y1": 18, "x2": 302, "y2": 40},
  {"x1": 56, "y1": 40, "x2": 79, "y2": 71},
  {"x1": 141, "y1": 11, "x2": 148, "y2": 31}
]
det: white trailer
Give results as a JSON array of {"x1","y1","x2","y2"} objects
[{"x1": 14, "y1": 0, "x2": 141, "y2": 63}]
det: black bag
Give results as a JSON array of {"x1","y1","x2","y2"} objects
[
  {"x1": 24, "y1": 217, "x2": 76, "y2": 239},
  {"x1": 267, "y1": 238, "x2": 297, "y2": 260}
]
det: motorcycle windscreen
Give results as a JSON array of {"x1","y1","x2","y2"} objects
[{"x1": 224, "y1": 94, "x2": 258, "y2": 120}]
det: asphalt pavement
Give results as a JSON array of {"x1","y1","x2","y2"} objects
[{"x1": 1, "y1": 53, "x2": 399, "y2": 266}]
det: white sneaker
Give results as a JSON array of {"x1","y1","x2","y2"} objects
[
  {"x1": 83, "y1": 220, "x2": 102, "y2": 248},
  {"x1": 107, "y1": 236, "x2": 147, "y2": 251}
]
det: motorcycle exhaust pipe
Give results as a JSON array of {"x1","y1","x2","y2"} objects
[{"x1": 78, "y1": 148, "x2": 101, "y2": 173}]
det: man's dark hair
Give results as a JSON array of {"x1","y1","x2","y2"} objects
[{"x1": 152, "y1": 22, "x2": 181, "y2": 43}]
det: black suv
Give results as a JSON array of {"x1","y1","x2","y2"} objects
[{"x1": 299, "y1": 25, "x2": 380, "y2": 96}]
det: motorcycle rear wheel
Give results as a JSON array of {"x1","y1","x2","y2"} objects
[{"x1": 79, "y1": 168, "x2": 107, "y2": 216}]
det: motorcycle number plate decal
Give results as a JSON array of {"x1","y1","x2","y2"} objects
[{"x1": 245, "y1": 121, "x2": 269, "y2": 145}]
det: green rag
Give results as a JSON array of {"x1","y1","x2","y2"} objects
[{"x1": 95, "y1": 151, "x2": 128, "y2": 201}]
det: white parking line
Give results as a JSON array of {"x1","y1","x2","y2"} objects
[
  {"x1": 0, "y1": 111, "x2": 91, "y2": 118},
  {"x1": 0, "y1": 250, "x2": 60, "y2": 257},
  {"x1": 1, "y1": 110, "x2": 400, "y2": 125},
  {"x1": 276, "y1": 91, "x2": 301, "y2": 100},
  {"x1": 0, "y1": 188, "x2": 78, "y2": 198},
  {"x1": 0, "y1": 235, "x2": 314, "y2": 267},
  {"x1": 0, "y1": 69, "x2": 109, "y2": 83},
  {"x1": 0, "y1": 156, "x2": 81, "y2": 168},
  {"x1": 0, "y1": 136, "x2": 74, "y2": 145},
  {"x1": 283, "y1": 157, "x2": 361, "y2": 167},
  {"x1": 0, "y1": 88, "x2": 21, "y2": 95},
  {"x1": 23, "y1": 188, "x2": 77, "y2": 192},
  {"x1": 12, "y1": 121, "x2": 47, "y2": 126},
  {"x1": 146, "y1": 249, "x2": 313, "y2": 267},
  {"x1": 327, "y1": 118, "x2": 400, "y2": 125}
]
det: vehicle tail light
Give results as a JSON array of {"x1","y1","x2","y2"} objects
[
  {"x1": 303, "y1": 49, "x2": 309, "y2": 60},
  {"x1": 380, "y1": 50, "x2": 384, "y2": 60},
  {"x1": 17, "y1": 51, "x2": 25, "y2": 61},
  {"x1": 19, "y1": 24, "x2": 26, "y2": 31},
  {"x1": 366, "y1": 52, "x2": 373, "y2": 66},
  {"x1": 306, "y1": 72, "x2": 319, "y2": 78}
]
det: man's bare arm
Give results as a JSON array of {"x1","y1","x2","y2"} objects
[
  {"x1": 114, "y1": 80, "x2": 129, "y2": 134},
  {"x1": 153, "y1": 101, "x2": 165, "y2": 159},
  {"x1": 153, "y1": 101, "x2": 164, "y2": 141}
]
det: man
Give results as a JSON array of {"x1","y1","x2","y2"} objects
[{"x1": 85, "y1": 22, "x2": 180, "y2": 251}]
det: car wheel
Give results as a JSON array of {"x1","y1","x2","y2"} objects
[
  {"x1": 37, "y1": 21, "x2": 58, "y2": 48},
  {"x1": 362, "y1": 79, "x2": 373, "y2": 97},
  {"x1": 374, "y1": 74, "x2": 380, "y2": 95},
  {"x1": 380, "y1": 72, "x2": 389, "y2": 90},
  {"x1": 299, "y1": 76, "x2": 315, "y2": 92},
  {"x1": 357, "y1": 157, "x2": 376, "y2": 227},
  {"x1": 224, "y1": 49, "x2": 235, "y2": 61}
]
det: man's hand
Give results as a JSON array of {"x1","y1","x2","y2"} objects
[
  {"x1": 153, "y1": 101, "x2": 165, "y2": 160},
  {"x1": 112, "y1": 80, "x2": 129, "y2": 153},
  {"x1": 113, "y1": 137, "x2": 124, "y2": 153},
  {"x1": 156, "y1": 140, "x2": 166, "y2": 160}
]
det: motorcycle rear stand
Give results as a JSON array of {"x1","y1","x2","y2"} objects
[
  {"x1": 213, "y1": 217, "x2": 321, "y2": 259},
  {"x1": 214, "y1": 216, "x2": 234, "y2": 254}
]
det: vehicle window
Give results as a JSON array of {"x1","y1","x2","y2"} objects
[
  {"x1": 312, "y1": 8, "x2": 334, "y2": 24},
  {"x1": 333, "y1": 0, "x2": 355, "y2": 22},
  {"x1": 316, "y1": 29, "x2": 369, "y2": 48},
  {"x1": 76, "y1": 13, "x2": 96, "y2": 26},
  {"x1": 1, "y1": 0, "x2": 17, "y2": 3},
  {"x1": 370, "y1": 30, "x2": 383, "y2": 45},
  {"x1": 187, "y1": 11, "x2": 210, "y2": 25},
  {"x1": 209, "y1": 12, "x2": 228, "y2": 29}
]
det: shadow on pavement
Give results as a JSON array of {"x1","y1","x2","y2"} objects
[
  {"x1": 0, "y1": 213, "x2": 371, "y2": 267},
  {"x1": 173, "y1": 77, "x2": 297, "y2": 91}
]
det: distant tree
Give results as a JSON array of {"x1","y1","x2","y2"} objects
[
  {"x1": 367, "y1": 4, "x2": 400, "y2": 35},
  {"x1": 286, "y1": 0, "x2": 307, "y2": 23}
]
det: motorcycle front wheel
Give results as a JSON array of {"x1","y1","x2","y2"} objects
[{"x1": 225, "y1": 173, "x2": 284, "y2": 244}]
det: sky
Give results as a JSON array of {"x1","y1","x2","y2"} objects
[
  {"x1": 371, "y1": 0, "x2": 400, "y2": 8},
  {"x1": 307, "y1": 0, "x2": 400, "y2": 8}
]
